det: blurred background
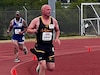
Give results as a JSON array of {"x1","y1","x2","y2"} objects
[{"x1": 0, "y1": 0, "x2": 100, "y2": 40}]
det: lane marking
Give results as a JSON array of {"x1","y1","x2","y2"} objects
[
  {"x1": 85, "y1": 45, "x2": 100, "y2": 48},
  {"x1": 10, "y1": 59, "x2": 33, "y2": 75}
]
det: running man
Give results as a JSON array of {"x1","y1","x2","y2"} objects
[
  {"x1": 7, "y1": 11, "x2": 28, "y2": 62},
  {"x1": 27, "y1": 4, "x2": 60, "y2": 75}
]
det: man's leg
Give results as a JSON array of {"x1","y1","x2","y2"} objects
[
  {"x1": 46, "y1": 62, "x2": 55, "y2": 71},
  {"x1": 18, "y1": 43, "x2": 28, "y2": 55},
  {"x1": 23, "y1": 45, "x2": 28, "y2": 55},
  {"x1": 38, "y1": 60, "x2": 47, "y2": 75},
  {"x1": 46, "y1": 47, "x2": 55, "y2": 71},
  {"x1": 37, "y1": 61, "x2": 55, "y2": 75},
  {"x1": 12, "y1": 40, "x2": 20, "y2": 62}
]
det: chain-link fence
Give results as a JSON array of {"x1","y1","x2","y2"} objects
[{"x1": 0, "y1": 7, "x2": 79, "y2": 40}]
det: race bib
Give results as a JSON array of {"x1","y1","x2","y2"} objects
[
  {"x1": 14, "y1": 29, "x2": 21, "y2": 34},
  {"x1": 18, "y1": 23, "x2": 22, "y2": 27},
  {"x1": 49, "y1": 24, "x2": 54, "y2": 29},
  {"x1": 42, "y1": 32, "x2": 52, "y2": 41}
]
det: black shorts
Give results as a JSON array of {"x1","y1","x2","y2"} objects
[{"x1": 30, "y1": 43, "x2": 55, "y2": 62}]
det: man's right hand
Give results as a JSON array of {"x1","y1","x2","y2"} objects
[
  {"x1": 27, "y1": 28, "x2": 38, "y2": 34},
  {"x1": 33, "y1": 29, "x2": 38, "y2": 33}
]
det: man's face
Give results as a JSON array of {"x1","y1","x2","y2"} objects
[
  {"x1": 15, "y1": 14, "x2": 20, "y2": 20},
  {"x1": 43, "y1": 6, "x2": 51, "y2": 17}
]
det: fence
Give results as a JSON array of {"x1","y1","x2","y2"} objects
[{"x1": 0, "y1": 7, "x2": 79, "y2": 40}]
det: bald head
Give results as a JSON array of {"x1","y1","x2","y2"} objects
[
  {"x1": 41, "y1": 4, "x2": 51, "y2": 11},
  {"x1": 41, "y1": 4, "x2": 51, "y2": 17}
]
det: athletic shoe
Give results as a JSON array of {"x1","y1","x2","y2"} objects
[
  {"x1": 36, "y1": 64, "x2": 40, "y2": 73},
  {"x1": 24, "y1": 48, "x2": 28, "y2": 55},
  {"x1": 14, "y1": 58, "x2": 20, "y2": 63}
]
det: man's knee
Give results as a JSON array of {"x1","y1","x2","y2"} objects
[
  {"x1": 19, "y1": 45, "x2": 24, "y2": 50},
  {"x1": 47, "y1": 63, "x2": 55, "y2": 71},
  {"x1": 39, "y1": 60, "x2": 47, "y2": 69},
  {"x1": 14, "y1": 47, "x2": 18, "y2": 54}
]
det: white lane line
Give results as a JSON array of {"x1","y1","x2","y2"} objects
[
  {"x1": 10, "y1": 45, "x2": 100, "y2": 75},
  {"x1": 10, "y1": 59, "x2": 33, "y2": 75},
  {"x1": 85, "y1": 45, "x2": 100, "y2": 48}
]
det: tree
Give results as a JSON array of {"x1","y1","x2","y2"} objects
[{"x1": 69, "y1": 0, "x2": 97, "y2": 8}]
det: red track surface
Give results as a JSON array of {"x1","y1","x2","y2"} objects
[{"x1": 1, "y1": 38, "x2": 100, "y2": 75}]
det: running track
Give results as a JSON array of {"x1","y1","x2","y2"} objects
[{"x1": 1, "y1": 38, "x2": 100, "y2": 75}]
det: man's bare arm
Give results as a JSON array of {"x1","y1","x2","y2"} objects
[
  {"x1": 53, "y1": 18, "x2": 61, "y2": 45},
  {"x1": 27, "y1": 17, "x2": 39, "y2": 34},
  {"x1": 54, "y1": 19, "x2": 60, "y2": 39},
  {"x1": 7, "y1": 20, "x2": 13, "y2": 33},
  {"x1": 19, "y1": 20, "x2": 27, "y2": 34}
]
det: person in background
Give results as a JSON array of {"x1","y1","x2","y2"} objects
[
  {"x1": 27, "y1": 4, "x2": 60, "y2": 75},
  {"x1": 7, "y1": 11, "x2": 28, "y2": 63}
]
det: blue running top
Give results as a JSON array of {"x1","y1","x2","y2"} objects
[{"x1": 12, "y1": 17, "x2": 25, "y2": 42}]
